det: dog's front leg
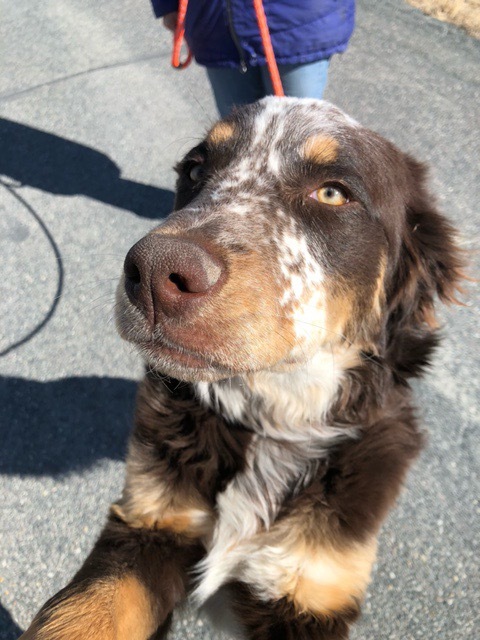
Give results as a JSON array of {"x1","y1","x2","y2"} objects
[
  {"x1": 20, "y1": 512, "x2": 203, "y2": 640},
  {"x1": 229, "y1": 582, "x2": 356, "y2": 640},
  {"x1": 223, "y1": 414, "x2": 425, "y2": 640}
]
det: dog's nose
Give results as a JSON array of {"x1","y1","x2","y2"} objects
[{"x1": 123, "y1": 234, "x2": 224, "y2": 321}]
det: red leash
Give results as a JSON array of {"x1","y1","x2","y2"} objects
[
  {"x1": 171, "y1": 0, "x2": 285, "y2": 97},
  {"x1": 252, "y1": 0, "x2": 284, "y2": 97},
  {"x1": 171, "y1": 0, "x2": 193, "y2": 69}
]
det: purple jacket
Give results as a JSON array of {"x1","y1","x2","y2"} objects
[{"x1": 151, "y1": 0, "x2": 355, "y2": 69}]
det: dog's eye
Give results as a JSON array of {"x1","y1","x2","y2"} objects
[
  {"x1": 310, "y1": 184, "x2": 349, "y2": 206},
  {"x1": 189, "y1": 163, "x2": 205, "y2": 182}
]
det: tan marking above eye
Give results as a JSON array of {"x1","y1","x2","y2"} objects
[
  {"x1": 207, "y1": 121, "x2": 236, "y2": 145},
  {"x1": 311, "y1": 185, "x2": 349, "y2": 206},
  {"x1": 303, "y1": 134, "x2": 338, "y2": 164}
]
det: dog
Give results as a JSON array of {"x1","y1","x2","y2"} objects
[{"x1": 21, "y1": 97, "x2": 464, "y2": 640}]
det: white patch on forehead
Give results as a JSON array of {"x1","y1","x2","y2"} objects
[
  {"x1": 268, "y1": 149, "x2": 281, "y2": 174},
  {"x1": 251, "y1": 99, "x2": 286, "y2": 146},
  {"x1": 258, "y1": 95, "x2": 359, "y2": 131},
  {"x1": 215, "y1": 99, "x2": 289, "y2": 183},
  {"x1": 208, "y1": 97, "x2": 358, "y2": 214},
  {"x1": 234, "y1": 156, "x2": 257, "y2": 181}
]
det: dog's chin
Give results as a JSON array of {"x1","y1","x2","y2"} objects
[{"x1": 138, "y1": 343, "x2": 238, "y2": 383}]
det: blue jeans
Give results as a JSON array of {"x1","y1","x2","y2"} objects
[{"x1": 206, "y1": 59, "x2": 330, "y2": 118}]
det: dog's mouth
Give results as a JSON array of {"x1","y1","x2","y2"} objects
[
  {"x1": 141, "y1": 339, "x2": 218, "y2": 370},
  {"x1": 136, "y1": 333, "x2": 238, "y2": 381},
  {"x1": 116, "y1": 285, "x2": 237, "y2": 380}
]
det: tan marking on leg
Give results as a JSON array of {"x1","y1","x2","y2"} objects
[
  {"x1": 227, "y1": 509, "x2": 376, "y2": 618},
  {"x1": 207, "y1": 122, "x2": 236, "y2": 145},
  {"x1": 303, "y1": 135, "x2": 338, "y2": 165},
  {"x1": 288, "y1": 539, "x2": 377, "y2": 616},
  {"x1": 114, "y1": 575, "x2": 158, "y2": 639},
  {"x1": 115, "y1": 447, "x2": 215, "y2": 539},
  {"x1": 158, "y1": 510, "x2": 213, "y2": 536},
  {"x1": 112, "y1": 502, "x2": 213, "y2": 538},
  {"x1": 22, "y1": 576, "x2": 158, "y2": 640},
  {"x1": 25, "y1": 582, "x2": 116, "y2": 640}
]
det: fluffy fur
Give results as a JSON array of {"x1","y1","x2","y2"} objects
[{"x1": 21, "y1": 98, "x2": 464, "y2": 640}]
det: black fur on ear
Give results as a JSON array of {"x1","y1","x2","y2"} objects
[{"x1": 385, "y1": 156, "x2": 466, "y2": 382}]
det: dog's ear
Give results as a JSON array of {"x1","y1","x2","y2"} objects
[{"x1": 385, "y1": 156, "x2": 466, "y2": 379}]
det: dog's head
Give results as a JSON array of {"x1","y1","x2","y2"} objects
[{"x1": 116, "y1": 97, "x2": 463, "y2": 384}]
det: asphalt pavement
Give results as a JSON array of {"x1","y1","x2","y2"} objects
[{"x1": 1, "y1": 1, "x2": 479, "y2": 638}]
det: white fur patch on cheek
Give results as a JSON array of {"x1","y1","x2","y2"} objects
[
  {"x1": 272, "y1": 219, "x2": 328, "y2": 355},
  {"x1": 275, "y1": 226, "x2": 324, "y2": 323},
  {"x1": 291, "y1": 289, "x2": 328, "y2": 348}
]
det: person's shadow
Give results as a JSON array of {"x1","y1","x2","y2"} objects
[
  {"x1": 0, "y1": 118, "x2": 174, "y2": 218},
  {"x1": 0, "y1": 602, "x2": 22, "y2": 640},
  {"x1": 0, "y1": 374, "x2": 139, "y2": 638},
  {"x1": 0, "y1": 375, "x2": 136, "y2": 475}
]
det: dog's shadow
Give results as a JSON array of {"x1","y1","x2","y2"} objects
[
  {"x1": 0, "y1": 376, "x2": 136, "y2": 475},
  {"x1": 0, "y1": 118, "x2": 174, "y2": 218}
]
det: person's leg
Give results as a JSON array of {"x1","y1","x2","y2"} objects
[
  {"x1": 260, "y1": 58, "x2": 330, "y2": 100},
  {"x1": 206, "y1": 66, "x2": 264, "y2": 118}
]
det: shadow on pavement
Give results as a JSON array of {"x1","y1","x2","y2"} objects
[
  {"x1": 0, "y1": 376, "x2": 136, "y2": 475},
  {"x1": 0, "y1": 602, "x2": 23, "y2": 640},
  {"x1": 0, "y1": 118, "x2": 174, "y2": 219}
]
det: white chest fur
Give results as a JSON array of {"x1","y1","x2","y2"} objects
[{"x1": 192, "y1": 348, "x2": 358, "y2": 605}]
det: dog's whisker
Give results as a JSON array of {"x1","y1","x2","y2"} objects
[
  {"x1": 70, "y1": 295, "x2": 117, "y2": 333},
  {"x1": 84, "y1": 292, "x2": 117, "y2": 309},
  {"x1": 51, "y1": 278, "x2": 119, "y2": 302}
]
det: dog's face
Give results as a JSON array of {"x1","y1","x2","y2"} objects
[{"x1": 116, "y1": 97, "x2": 461, "y2": 383}]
